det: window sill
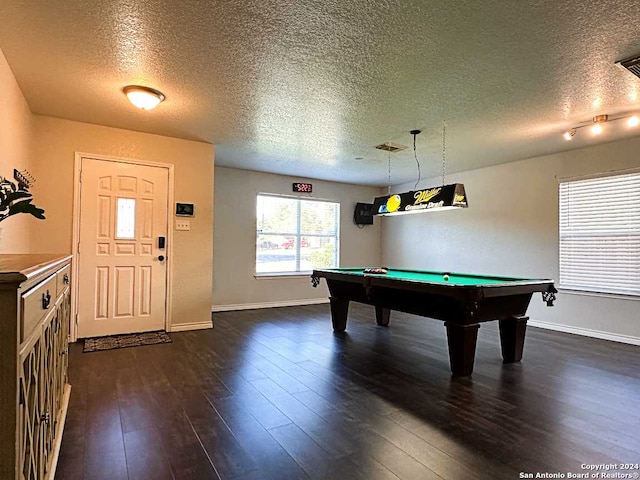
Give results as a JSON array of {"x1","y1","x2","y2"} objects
[
  {"x1": 558, "y1": 287, "x2": 640, "y2": 301},
  {"x1": 255, "y1": 272, "x2": 313, "y2": 280}
]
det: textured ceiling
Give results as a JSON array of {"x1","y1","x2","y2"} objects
[{"x1": 1, "y1": 0, "x2": 640, "y2": 186}]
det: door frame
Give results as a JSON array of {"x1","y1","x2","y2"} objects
[{"x1": 71, "y1": 152, "x2": 175, "y2": 341}]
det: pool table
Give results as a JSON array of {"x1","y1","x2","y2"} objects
[{"x1": 311, "y1": 268, "x2": 557, "y2": 376}]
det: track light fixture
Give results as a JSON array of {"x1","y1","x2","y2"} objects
[{"x1": 563, "y1": 112, "x2": 639, "y2": 140}]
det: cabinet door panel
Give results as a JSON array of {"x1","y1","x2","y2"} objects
[
  {"x1": 41, "y1": 310, "x2": 57, "y2": 476},
  {"x1": 18, "y1": 328, "x2": 45, "y2": 480}
]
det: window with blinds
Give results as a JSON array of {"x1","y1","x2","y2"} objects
[
  {"x1": 559, "y1": 172, "x2": 640, "y2": 296},
  {"x1": 256, "y1": 194, "x2": 340, "y2": 274}
]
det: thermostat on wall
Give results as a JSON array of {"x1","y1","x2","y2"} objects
[{"x1": 176, "y1": 203, "x2": 195, "y2": 217}]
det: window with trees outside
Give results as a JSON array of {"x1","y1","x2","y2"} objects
[
  {"x1": 559, "y1": 171, "x2": 640, "y2": 296},
  {"x1": 256, "y1": 194, "x2": 340, "y2": 274}
]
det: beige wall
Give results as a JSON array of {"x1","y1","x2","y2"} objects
[
  {"x1": 213, "y1": 167, "x2": 382, "y2": 308},
  {"x1": 0, "y1": 45, "x2": 214, "y2": 329},
  {"x1": 30, "y1": 117, "x2": 214, "y2": 329},
  {"x1": 382, "y1": 136, "x2": 640, "y2": 342},
  {"x1": 0, "y1": 47, "x2": 34, "y2": 252}
]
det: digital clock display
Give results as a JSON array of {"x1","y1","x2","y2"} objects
[{"x1": 292, "y1": 182, "x2": 313, "y2": 193}]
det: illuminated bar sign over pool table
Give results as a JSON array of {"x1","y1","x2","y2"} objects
[
  {"x1": 372, "y1": 183, "x2": 468, "y2": 216},
  {"x1": 311, "y1": 267, "x2": 557, "y2": 376}
]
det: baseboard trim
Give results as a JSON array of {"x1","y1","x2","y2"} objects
[
  {"x1": 208, "y1": 302, "x2": 640, "y2": 346},
  {"x1": 528, "y1": 319, "x2": 640, "y2": 346},
  {"x1": 212, "y1": 298, "x2": 329, "y2": 312},
  {"x1": 170, "y1": 321, "x2": 213, "y2": 332}
]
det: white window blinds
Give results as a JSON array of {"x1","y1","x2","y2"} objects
[{"x1": 559, "y1": 172, "x2": 640, "y2": 296}]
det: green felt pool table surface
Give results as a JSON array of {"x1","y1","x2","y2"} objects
[{"x1": 319, "y1": 267, "x2": 542, "y2": 286}]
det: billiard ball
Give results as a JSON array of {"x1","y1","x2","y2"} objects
[{"x1": 443, "y1": 274, "x2": 450, "y2": 281}]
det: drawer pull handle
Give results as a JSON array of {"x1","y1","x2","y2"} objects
[
  {"x1": 63, "y1": 273, "x2": 70, "y2": 285},
  {"x1": 42, "y1": 290, "x2": 51, "y2": 309},
  {"x1": 40, "y1": 412, "x2": 51, "y2": 424},
  {"x1": 61, "y1": 348, "x2": 68, "y2": 356}
]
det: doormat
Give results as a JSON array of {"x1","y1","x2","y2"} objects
[{"x1": 83, "y1": 331, "x2": 172, "y2": 353}]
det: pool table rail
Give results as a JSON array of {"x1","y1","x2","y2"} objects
[
  {"x1": 312, "y1": 268, "x2": 556, "y2": 311},
  {"x1": 311, "y1": 267, "x2": 557, "y2": 376}
]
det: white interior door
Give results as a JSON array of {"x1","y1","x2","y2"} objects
[{"x1": 77, "y1": 158, "x2": 169, "y2": 338}]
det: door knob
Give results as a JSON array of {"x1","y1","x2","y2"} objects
[{"x1": 158, "y1": 255, "x2": 165, "y2": 261}]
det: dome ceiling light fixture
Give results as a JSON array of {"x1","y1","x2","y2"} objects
[{"x1": 123, "y1": 85, "x2": 166, "y2": 110}]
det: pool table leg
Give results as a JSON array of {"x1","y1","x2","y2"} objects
[
  {"x1": 499, "y1": 316, "x2": 528, "y2": 363},
  {"x1": 445, "y1": 322, "x2": 480, "y2": 376},
  {"x1": 329, "y1": 297, "x2": 349, "y2": 332},
  {"x1": 375, "y1": 306, "x2": 390, "y2": 326}
]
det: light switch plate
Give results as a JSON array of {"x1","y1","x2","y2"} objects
[{"x1": 175, "y1": 220, "x2": 191, "y2": 231}]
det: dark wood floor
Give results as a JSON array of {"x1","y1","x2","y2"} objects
[{"x1": 57, "y1": 303, "x2": 640, "y2": 480}]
